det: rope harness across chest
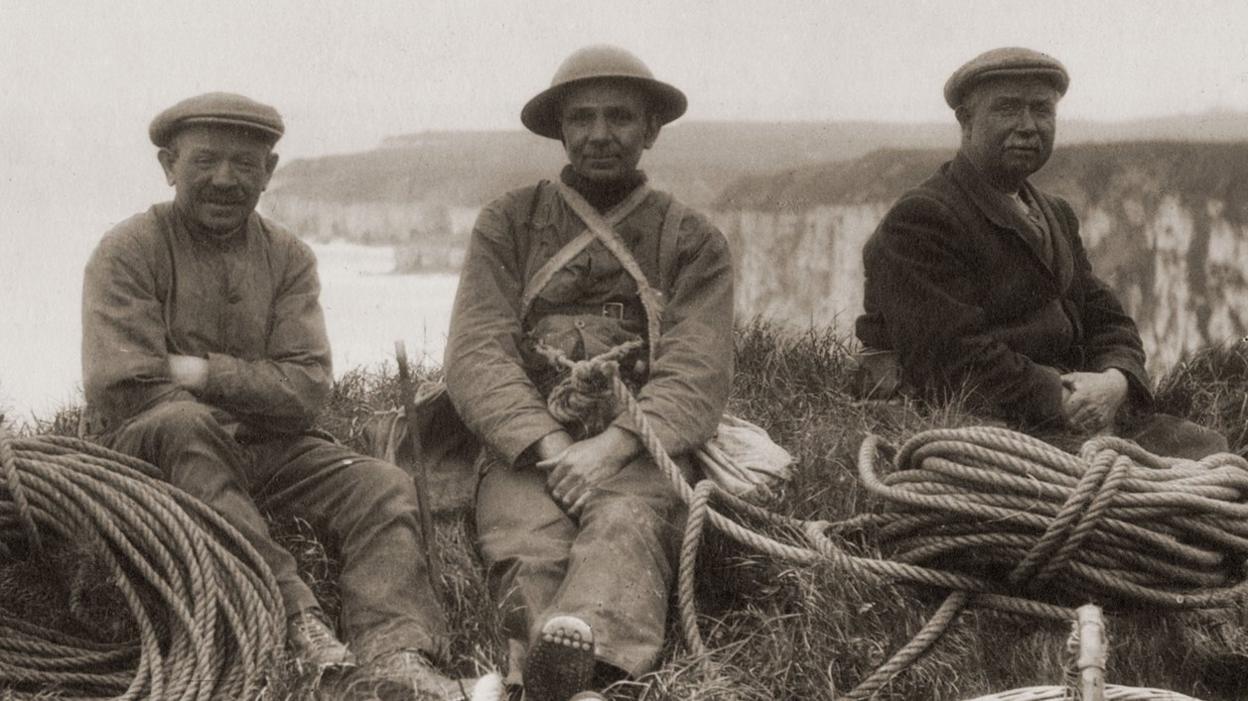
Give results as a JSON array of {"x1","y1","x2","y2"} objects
[
  {"x1": 0, "y1": 428, "x2": 283, "y2": 700},
  {"x1": 535, "y1": 346, "x2": 1248, "y2": 700}
]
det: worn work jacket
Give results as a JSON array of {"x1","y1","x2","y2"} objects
[
  {"x1": 82, "y1": 203, "x2": 332, "y2": 435},
  {"x1": 856, "y1": 154, "x2": 1150, "y2": 426},
  {"x1": 444, "y1": 176, "x2": 735, "y2": 465}
]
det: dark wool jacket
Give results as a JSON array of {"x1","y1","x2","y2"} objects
[{"x1": 855, "y1": 154, "x2": 1151, "y2": 426}]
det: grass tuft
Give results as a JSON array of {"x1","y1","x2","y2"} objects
[{"x1": 1153, "y1": 338, "x2": 1248, "y2": 452}]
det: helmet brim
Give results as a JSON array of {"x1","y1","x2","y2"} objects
[{"x1": 521, "y1": 76, "x2": 688, "y2": 140}]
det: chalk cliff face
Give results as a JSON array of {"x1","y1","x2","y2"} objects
[
  {"x1": 262, "y1": 114, "x2": 1244, "y2": 273},
  {"x1": 713, "y1": 142, "x2": 1248, "y2": 374},
  {"x1": 261, "y1": 194, "x2": 479, "y2": 271},
  {"x1": 263, "y1": 119, "x2": 1248, "y2": 371}
]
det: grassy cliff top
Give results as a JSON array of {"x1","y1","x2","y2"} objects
[
  {"x1": 715, "y1": 141, "x2": 1248, "y2": 218},
  {"x1": 268, "y1": 112, "x2": 1248, "y2": 212},
  {"x1": 267, "y1": 121, "x2": 958, "y2": 209},
  {"x1": 6, "y1": 322, "x2": 1248, "y2": 699}
]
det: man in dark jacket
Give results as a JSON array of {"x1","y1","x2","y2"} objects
[
  {"x1": 856, "y1": 47, "x2": 1225, "y2": 458},
  {"x1": 81, "y1": 93, "x2": 474, "y2": 699}
]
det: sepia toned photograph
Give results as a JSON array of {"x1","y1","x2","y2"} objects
[{"x1": 2, "y1": 1, "x2": 1247, "y2": 699}]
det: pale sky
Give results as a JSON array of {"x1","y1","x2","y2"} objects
[
  {"x1": 5, "y1": 0, "x2": 1247, "y2": 232},
  {"x1": 5, "y1": 0, "x2": 1247, "y2": 162}
]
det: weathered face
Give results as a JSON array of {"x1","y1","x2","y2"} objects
[
  {"x1": 158, "y1": 126, "x2": 279, "y2": 234},
  {"x1": 959, "y1": 76, "x2": 1059, "y2": 188},
  {"x1": 559, "y1": 80, "x2": 660, "y2": 183}
]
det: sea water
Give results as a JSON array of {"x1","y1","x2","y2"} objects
[{"x1": 0, "y1": 234, "x2": 458, "y2": 423}]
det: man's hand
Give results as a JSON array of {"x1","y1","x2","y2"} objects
[
  {"x1": 539, "y1": 427, "x2": 642, "y2": 517},
  {"x1": 1061, "y1": 369, "x2": 1128, "y2": 433},
  {"x1": 533, "y1": 430, "x2": 575, "y2": 461},
  {"x1": 168, "y1": 354, "x2": 209, "y2": 392}
]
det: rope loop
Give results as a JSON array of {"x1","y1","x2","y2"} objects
[
  {"x1": 0, "y1": 428, "x2": 42, "y2": 555},
  {"x1": 679, "y1": 480, "x2": 716, "y2": 656},
  {"x1": 0, "y1": 426, "x2": 283, "y2": 699},
  {"x1": 1014, "y1": 442, "x2": 1129, "y2": 587}
]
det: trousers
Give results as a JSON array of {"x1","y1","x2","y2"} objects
[
  {"x1": 475, "y1": 451, "x2": 686, "y2": 680},
  {"x1": 102, "y1": 400, "x2": 447, "y2": 661}
]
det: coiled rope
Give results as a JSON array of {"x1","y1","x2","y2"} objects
[
  {"x1": 0, "y1": 427, "x2": 284, "y2": 700},
  {"x1": 534, "y1": 339, "x2": 643, "y2": 438},
  {"x1": 536, "y1": 346, "x2": 1248, "y2": 700}
]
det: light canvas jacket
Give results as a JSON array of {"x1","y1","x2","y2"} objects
[
  {"x1": 82, "y1": 203, "x2": 332, "y2": 434},
  {"x1": 444, "y1": 177, "x2": 735, "y2": 464}
]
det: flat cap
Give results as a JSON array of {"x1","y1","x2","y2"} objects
[
  {"x1": 522, "y1": 45, "x2": 687, "y2": 140},
  {"x1": 944, "y1": 47, "x2": 1069, "y2": 109},
  {"x1": 149, "y1": 92, "x2": 284, "y2": 147}
]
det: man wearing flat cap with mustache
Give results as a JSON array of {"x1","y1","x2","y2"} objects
[
  {"x1": 856, "y1": 48, "x2": 1225, "y2": 458},
  {"x1": 81, "y1": 93, "x2": 478, "y2": 699},
  {"x1": 445, "y1": 45, "x2": 734, "y2": 700}
]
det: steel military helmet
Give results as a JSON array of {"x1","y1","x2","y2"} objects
[{"x1": 521, "y1": 45, "x2": 688, "y2": 140}]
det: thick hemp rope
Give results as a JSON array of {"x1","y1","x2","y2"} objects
[
  {"x1": 536, "y1": 345, "x2": 1248, "y2": 700},
  {"x1": 0, "y1": 427, "x2": 284, "y2": 700},
  {"x1": 533, "y1": 339, "x2": 644, "y2": 439}
]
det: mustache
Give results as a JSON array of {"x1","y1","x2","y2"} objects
[{"x1": 201, "y1": 188, "x2": 248, "y2": 204}]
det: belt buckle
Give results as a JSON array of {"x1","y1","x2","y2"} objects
[{"x1": 602, "y1": 302, "x2": 624, "y2": 320}]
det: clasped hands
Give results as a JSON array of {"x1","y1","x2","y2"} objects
[
  {"x1": 1060, "y1": 368, "x2": 1128, "y2": 434},
  {"x1": 533, "y1": 427, "x2": 641, "y2": 517}
]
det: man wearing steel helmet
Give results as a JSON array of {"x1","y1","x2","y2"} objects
[
  {"x1": 445, "y1": 46, "x2": 734, "y2": 699},
  {"x1": 855, "y1": 48, "x2": 1225, "y2": 458},
  {"x1": 81, "y1": 93, "x2": 479, "y2": 699}
]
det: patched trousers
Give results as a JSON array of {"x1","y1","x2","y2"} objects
[
  {"x1": 476, "y1": 451, "x2": 687, "y2": 680},
  {"x1": 102, "y1": 400, "x2": 447, "y2": 662}
]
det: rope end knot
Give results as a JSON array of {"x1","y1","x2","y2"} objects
[{"x1": 537, "y1": 340, "x2": 642, "y2": 439}]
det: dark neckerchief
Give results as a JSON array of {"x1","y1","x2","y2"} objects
[{"x1": 559, "y1": 165, "x2": 647, "y2": 213}]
